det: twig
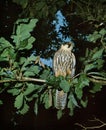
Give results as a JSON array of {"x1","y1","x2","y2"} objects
[
  {"x1": 72, "y1": 73, "x2": 106, "y2": 85},
  {"x1": 75, "y1": 117, "x2": 106, "y2": 130},
  {"x1": 0, "y1": 77, "x2": 46, "y2": 83},
  {"x1": 22, "y1": 77, "x2": 46, "y2": 83},
  {"x1": 89, "y1": 77, "x2": 106, "y2": 85},
  {"x1": 87, "y1": 73, "x2": 106, "y2": 85},
  {"x1": 72, "y1": 73, "x2": 82, "y2": 79}
]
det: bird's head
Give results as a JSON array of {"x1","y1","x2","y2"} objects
[{"x1": 61, "y1": 42, "x2": 74, "y2": 51}]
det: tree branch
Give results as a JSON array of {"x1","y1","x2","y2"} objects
[
  {"x1": 86, "y1": 72, "x2": 106, "y2": 85},
  {"x1": 22, "y1": 77, "x2": 46, "y2": 83},
  {"x1": 73, "y1": 73, "x2": 106, "y2": 85},
  {"x1": 75, "y1": 117, "x2": 106, "y2": 130},
  {"x1": 0, "y1": 76, "x2": 46, "y2": 83},
  {"x1": 0, "y1": 73, "x2": 106, "y2": 85},
  {"x1": 89, "y1": 77, "x2": 106, "y2": 85}
]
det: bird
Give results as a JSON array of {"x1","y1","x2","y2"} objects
[{"x1": 53, "y1": 42, "x2": 76, "y2": 110}]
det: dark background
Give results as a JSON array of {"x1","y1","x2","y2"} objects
[{"x1": 0, "y1": 88, "x2": 106, "y2": 130}]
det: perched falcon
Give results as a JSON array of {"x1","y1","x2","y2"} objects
[{"x1": 53, "y1": 42, "x2": 76, "y2": 110}]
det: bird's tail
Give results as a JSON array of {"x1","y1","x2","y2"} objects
[{"x1": 55, "y1": 89, "x2": 67, "y2": 110}]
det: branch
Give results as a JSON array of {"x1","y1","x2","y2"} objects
[
  {"x1": 73, "y1": 73, "x2": 106, "y2": 85},
  {"x1": 0, "y1": 73, "x2": 106, "y2": 85},
  {"x1": 22, "y1": 77, "x2": 46, "y2": 83},
  {"x1": 87, "y1": 72, "x2": 106, "y2": 84},
  {"x1": 89, "y1": 77, "x2": 106, "y2": 85},
  {"x1": 0, "y1": 76, "x2": 46, "y2": 83},
  {"x1": 75, "y1": 117, "x2": 106, "y2": 130},
  {"x1": 72, "y1": 73, "x2": 82, "y2": 79}
]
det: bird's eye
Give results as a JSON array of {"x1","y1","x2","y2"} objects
[{"x1": 68, "y1": 43, "x2": 71, "y2": 48}]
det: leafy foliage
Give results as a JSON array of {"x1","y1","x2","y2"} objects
[
  {"x1": 12, "y1": 0, "x2": 66, "y2": 18},
  {"x1": 0, "y1": 0, "x2": 106, "y2": 119},
  {"x1": 0, "y1": 100, "x2": 3, "y2": 105}
]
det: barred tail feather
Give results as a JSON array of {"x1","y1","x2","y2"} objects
[{"x1": 55, "y1": 90, "x2": 67, "y2": 110}]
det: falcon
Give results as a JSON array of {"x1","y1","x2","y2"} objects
[{"x1": 53, "y1": 42, "x2": 76, "y2": 110}]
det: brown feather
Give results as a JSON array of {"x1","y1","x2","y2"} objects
[{"x1": 53, "y1": 43, "x2": 76, "y2": 110}]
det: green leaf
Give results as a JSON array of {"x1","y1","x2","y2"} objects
[
  {"x1": 11, "y1": 18, "x2": 38, "y2": 50},
  {"x1": 90, "y1": 83, "x2": 102, "y2": 93},
  {"x1": 85, "y1": 48, "x2": 89, "y2": 57},
  {"x1": 15, "y1": 18, "x2": 29, "y2": 25},
  {"x1": 26, "y1": 92, "x2": 38, "y2": 101},
  {"x1": 68, "y1": 93, "x2": 79, "y2": 107},
  {"x1": 27, "y1": 36, "x2": 35, "y2": 46},
  {"x1": 36, "y1": 2, "x2": 46, "y2": 11},
  {"x1": 19, "y1": 101, "x2": 29, "y2": 115},
  {"x1": 59, "y1": 79, "x2": 70, "y2": 93},
  {"x1": 23, "y1": 71, "x2": 35, "y2": 77},
  {"x1": 19, "y1": 57, "x2": 27, "y2": 65},
  {"x1": 81, "y1": 99, "x2": 88, "y2": 108},
  {"x1": 21, "y1": 55, "x2": 36, "y2": 69},
  {"x1": 71, "y1": 78, "x2": 78, "y2": 84},
  {"x1": 40, "y1": 90, "x2": 52, "y2": 109},
  {"x1": 18, "y1": 39, "x2": 31, "y2": 50},
  {"x1": 13, "y1": 62, "x2": 19, "y2": 69},
  {"x1": 3, "y1": 83, "x2": 10, "y2": 87},
  {"x1": 7, "y1": 88, "x2": 20, "y2": 96},
  {"x1": 27, "y1": 55, "x2": 37, "y2": 62},
  {"x1": 32, "y1": 65, "x2": 40, "y2": 74},
  {"x1": 78, "y1": 74, "x2": 90, "y2": 88},
  {"x1": 15, "y1": 83, "x2": 23, "y2": 88},
  {"x1": 43, "y1": 92, "x2": 50, "y2": 109},
  {"x1": 24, "y1": 83, "x2": 37, "y2": 96},
  {"x1": 13, "y1": 0, "x2": 28, "y2": 8},
  {"x1": 18, "y1": 36, "x2": 35, "y2": 51},
  {"x1": 75, "y1": 74, "x2": 90, "y2": 99},
  {"x1": 0, "y1": 57, "x2": 8, "y2": 62},
  {"x1": 87, "y1": 31, "x2": 101, "y2": 43},
  {"x1": 23, "y1": 65, "x2": 40, "y2": 76},
  {"x1": 99, "y1": 28, "x2": 106, "y2": 36},
  {"x1": 57, "y1": 110, "x2": 63, "y2": 119},
  {"x1": 96, "y1": 59, "x2": 104, "y2": 69},
  {"x1": 67, "y1": 98, "x2": 75, "y2": 116},
  {"x1": 84, "y1": 63, "x2": 96, "y2": 72},
  {"x1": 0, "y1": 37, "x2": 14, "y2": 50},
  {"x1": 92, "y1": 48, "x2": 104, "y2": 59},
  {"x1": 75, "y1": 87, "x2": 83, "y2": 99},
  {"x1": 40, "y1": 69, "x2": 50, "y2": 79},
  {"x1": 0, "y1": 47, "x2": 15, "y2": 59},
  {"x1": 14, "y1": 93, "x2": 24, "y2": 109},
  {"x1": 16, "y1": 19, "x2": 37, "y2": 37},
  {"x1": 0, "y1": 100, "x2": 3, "y2": 105},
  {"x1": 34, "y1": 99, "x2": 38, "y2": 115}
]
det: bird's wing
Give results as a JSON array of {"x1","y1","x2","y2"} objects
[{"x1": 70, "y1": 52, "x2": 76, "y2": 77}]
